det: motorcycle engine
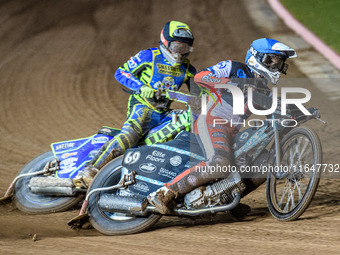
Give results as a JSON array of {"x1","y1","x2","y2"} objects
[{"x1": 183, "y1": 172, "x2": 246, "y2": 209}]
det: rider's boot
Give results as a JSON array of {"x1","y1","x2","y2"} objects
[
  {"x1": 73, "y1": 165, "x2": 99, "y2": 189},
  {"x1": 147, "y1": 162, "x2": 205, "y2": 214},
  {"x1": 147, "y1": 155, "x2": 235, "y2": 214},
  {"x1": 147, "y1": 186, "x2": 178, "y2": 214},
  {"x1": 73, "y1": 139, "x2": 124, "y2": 189}
]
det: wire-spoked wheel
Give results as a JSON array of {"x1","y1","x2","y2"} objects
[
  {"x1": 87, "y1": 156, "x2": 161, "y2": 235},
  {"x1": 266, "y1": 127, "x2": 322, "y2": 221},
  {"x1": 14, "y1": 151, "x2": 83, "y2": 214}
]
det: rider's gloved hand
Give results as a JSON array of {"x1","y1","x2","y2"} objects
[
  {"x1": 140, "y1": 85, "x2": 155, "y2": 98},
  {"x1": 308, "y1": 107, "x2": 321, "y2": 118}
]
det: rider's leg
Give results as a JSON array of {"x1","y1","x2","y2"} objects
[
  {"x1": 144, "y1": 111, "x2": 191, "y2": 145},
  {"x1": 148, "y1": 96, "x2": 239, "y2": 213},
  {"x1": 73, "y1": 104, "x2": 156, "y2": 188}
]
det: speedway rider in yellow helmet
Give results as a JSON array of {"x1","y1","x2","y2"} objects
[{"x1": 73, "y1": 21, "x2": 196, "y2": 188}]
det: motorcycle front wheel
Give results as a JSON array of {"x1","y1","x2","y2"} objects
[
  {"x1": 88, "y1": 156, "x2": 161, "y2": 235},
  {"x1": 14, "y1": 151, "x2": 83, "y2": 214},
  {"x1": 266, "y1": 127, "x2": 322, "y2": 221}
]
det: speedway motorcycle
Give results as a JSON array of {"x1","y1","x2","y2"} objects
[
  {"x1": 70, "y1": 87, "x2": 326, "y2": 235},
  {"x1": 0, "y1": 91, "x2": 188, "y2": 214}
]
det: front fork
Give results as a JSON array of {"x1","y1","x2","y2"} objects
[
  {"x1": 269, "y1": 115, "x2": 288, "y2": 180},
  {"x1": 272, "y1": 115, "x2": 281, "y2": 169}
]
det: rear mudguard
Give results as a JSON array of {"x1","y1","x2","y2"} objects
[
  {"x1": 52, "y1": 127, "x2": 120, "y2": 178},
  {"x1": 52, "y1": 116, "x2": 177, "y2": 179}
]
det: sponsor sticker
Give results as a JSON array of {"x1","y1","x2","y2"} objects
[
  {"x1": 187, "y1": 175, "x2": 198, "y2": 186},
  {"x1": 170, "y1": 155, "x2": 182, "y2": 166},
  {"x1": 133, "y1": 182, "x2": 149, "y2": 193},
  {"x1": 145, "y1": 150, "x2": 166, "y2": 163},
  {"x1": 60, "y1": 157, "x2": 78, "y2": 172},
  {"x1": 157, "y1": 63, "x2": 182, "y2": 76},
  {"x1": 61, "y1": 152, "x2": 78, "y2": 159},
  {"x1": 139, "y1": 163, "x2": 157, "y2": 173},
  {"x1": 55, "y1": 142, "x2": 75, "y2": 151},
  {"x1": 158, "y1": 168, "x2": 177, "y2": 178},
  {"x1": 239, "y1": 132, "x2": 249, "y2": 141},
  {"x1": 92, "y1": 136, "x2": 109, "y2": 144}
]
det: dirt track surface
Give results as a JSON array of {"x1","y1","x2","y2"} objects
[{"x1": 1, "y1": 1, "x2": 340, "y2": 254}]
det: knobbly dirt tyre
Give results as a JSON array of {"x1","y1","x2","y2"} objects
[{"x1": 14, "y1": 151, "x2": 83, "y2": 214}]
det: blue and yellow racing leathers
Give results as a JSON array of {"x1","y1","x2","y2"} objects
[{"x1": 89, "y1": 47, "x2": 196, "y2": 169}]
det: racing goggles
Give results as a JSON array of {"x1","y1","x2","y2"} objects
[
  {"x1": 169, "y1": 41, "x2": 193, "y2": 55},
  {"x1": 262, "y1": 53, "x2": 288, "y2": 74}
]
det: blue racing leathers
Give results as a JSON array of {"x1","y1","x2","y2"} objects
[{"x1": 89, "y1": 47, "x2": 196, "y2": 169}]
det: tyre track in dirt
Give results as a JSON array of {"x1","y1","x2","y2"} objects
[{"x1": 0, "y1": 1, "x2": 340, "y2": 254}]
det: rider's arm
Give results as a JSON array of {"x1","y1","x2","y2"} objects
[
  {"x1": 193, "y1": 61, "x2": 232, "y2": 87},
  {"x1": 114, "y1": 49, "x2": 153, "y2": 91}
]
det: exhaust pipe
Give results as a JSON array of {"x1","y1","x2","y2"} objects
[
  {"x1": 29, "y1": 177, "x2": 85, "y2": 196},
  {"x1": 98, "y1": 194, "x2": 148, "y2": 216},
  {"x1": 173, "y1": 192, "x2": 241, "y2": 216},
  {"x1": 1, "y1": 161, "x2": 56, "y2": 202},
  {"x1": 98, "y1": 192, "x2": 241, "y2": 217}
]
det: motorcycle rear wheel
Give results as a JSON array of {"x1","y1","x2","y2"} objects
[
  {"x1": 88, "y1": 156, "x2": 161, "y2": 235},
  {"x1": 14, "y1": 151, "x2": 83, "y2": 214},
  {"x1": 266, "y1": 127, "x2": 322, "y2": 221}
]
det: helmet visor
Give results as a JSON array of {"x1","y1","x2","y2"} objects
[
  {"x1": 262, "y1": 54, "x2": 288, "y2": 74},
  {"x1": 169, "y1": 41, "x2": 193, "y2": 55}
]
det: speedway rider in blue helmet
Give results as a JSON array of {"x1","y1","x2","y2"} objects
[
  {"x1": 73, "y1": 21, "x2": 196, "y2": 189},
  {"x1": 245, "y1": 38, "x2": 297, "y2": 85},
  {"x1": 148, "y1": 38, "x2": 300, "y2": 214}
]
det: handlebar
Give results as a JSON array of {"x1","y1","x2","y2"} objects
[
  {"x1": 127, "y1": 88, "x2": 166, "y2": 100},
  {"x1": 126, "y1": 88, "x2": 195, "y2": 104}
]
